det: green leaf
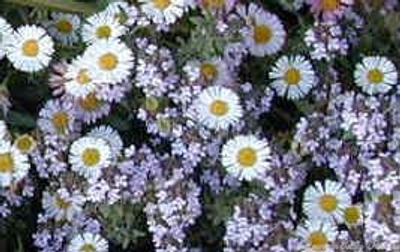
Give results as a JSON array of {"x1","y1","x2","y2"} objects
[
  {"x1": 6, "y1": 111, "x2": 36, "y2": 128},
  {"x1": 4, "y1": 0, "x2": 103, "y2": 14}
]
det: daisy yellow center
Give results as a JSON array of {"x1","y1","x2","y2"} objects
[
  {"x1": 308, "y1": 231, "x2": 328, "y2": 249},
  {"x1": 22, "y1": 39, "x2": 39, "y2": 57},
  {"x1": 15, "y1": 134, "x2": 35, "y2": 152},
  {"x1": 203, "y1": 0, "x2": 225, "y2": 8},
  {"x1": 253, "y1": 25, "x2": 272, "y2": 44},
  {"x1": 98, "y1": 53, "x2": 118, "y2": 71},
  {"x1": 77, "y1": 70, "x2": 91, "y2": 85},
  {"x1": 284, "y1": 68, "x2": 301, "y2": 85},
  {"x1": 153, "y1": 0, "x2": 171, "y2": 10},
  {"x1": 237, "y1": 147, "x2": 257, "y2": 167},
  {"x1": 0, "y1": 153, "x2": 14, "y2": 173},
  {"x1": 56, "y1": 19, "x2": 73, "y2": 33},
  {"x1": 55, "y1": 196, "x2": 71, "y2": 210},
  {"x1": 81, "y1": 148, "x2": 101, "y2": 167},
  {"x1": 79, "y1": 94, "x2": 102, "y2": 111},
  {"x1": 96, "y1": 25, "x2": 112, "y2": 39},
  {"x1": 319, "y1": 194, "x2": 338, "y2": 213},
  {"x1": 344, "y1": 206, "x2": 360, "y2": 225},
  {"x1": 80, "y1": 243, "x2": 96, "y2": 252},
  {"x1": 52, "y1": 111, "x2": 69, "y2": 133},
  {"x1": 367, "y1": 68, "x2": 384, "y2": 84},
  {"x1": 321, "y1": 0, "x2": 340, "y2": 12},
  {"x1": 201, "y1": 63, "x2": 218, "y2": 81},
  {"x1": 210, "y1": 100, "x2": 229, "y2": 116}
]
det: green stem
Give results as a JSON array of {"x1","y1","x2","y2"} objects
[{"x1": 4, "y1": 0, "x2": 102, "y2": 14}]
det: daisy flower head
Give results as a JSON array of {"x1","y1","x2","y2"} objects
[
  {"x1": 69, "y1": 136, "x2": 112, "y2": 181},
  {"x1": 0, "y1": 140, "x2": 30, "y2": 188},
  {"x1": 74, "y1": 93, "x2": 111, "y2": 124},
  {"x1": 105, "y1": 1, "x2": 139, "y2": 26},
  {"x1": 13, "y1": 134, "x2": 37, "y2": 154},
  {"x1": 84, "y1": 39, "x2": 134, "y2": 84},
  {"x1": 303, "y1": 180, "x2": 351, "y2": 222},
  {"x1": 221, "y1": 135, "x2": 272, "y2": 181},
  {"x1": 82, "y1": 11, "x2": 127, "y2": 44},
  {"x1": 195, "y1": 86, "x2": 243, "y2": 130},
  {"x1": 354, "y1": 56, "x2": 398, "y2": 95},
  {"x1": 197, "y1": 58, "x2": 231, "y2": 85},
  {"x1": 42, "y1": 188, "x2": 85, "y2": 221},
  {"x1": 87, "y1": 125, "x2": 123, "y2": 158},
  {"x1": 0, "y1": 17, "x2": 13, "y2": 60},
  {"x1": 64, "y1": 56, "x2": 98, "y2": 98},
  {"x1": 38, "y1": 99, "x2": 77, "y2": 136},
  {"x1": 242, "y1": 10, "x2": 286, "y2": 57},
  {"x1": 270, "y1": 55, "x2": 317, "y2": 100},
  {"x1": 68, "y1": 232, "x2": 108, "y2": 252},
  {"x1": 139, "y1": 0, "x2": 185, "y2": 25},
  {"x1": 307, "y1": 0, "x2": 353, "y2": 21},
  {"x1": 297, "y1": 220, "x2": 337, "y2": 251},
  {"x1": 46, "y1": 12, "x2": 81, "y2": 45},
  {"x1": 6, "y1": 25, "x2": 55, "y2": 72}
]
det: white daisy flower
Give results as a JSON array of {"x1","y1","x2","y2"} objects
[
  {"x1": 139, "y1": 0, "x2": 185, "y2": 25},
  {"x1": 84, "y1": 39, "x2": 134, "y2": 84},
  {"x1": 297, "y1": 220, "x2": 337, "y2": 251},
  {"x1": 42, "y1": 188, "x2": 85, "y2": 221},
  {"x1": 64, "y1": 56, "x2": 98, "y2": 98},
  {"x1": 0, "y1": 17, "x2": 13, "y2": 60},
  {"x1": 68, "y1": 232, "x2": 108, "y2": 252},
  {"x1": 38, "y1": 99, "x2": 77, "y2": 136},
  {"x1": 69, "y1": 136, "x2": 112, "y2": 181},
  {"x1": 195, "y1": 86, "x2": 243, "y2": 130},
  {"x1": 13, "y1": 134, "x2": 37, "y2": 154},
  {"x1": 46, "y1": 12, "x2": 81, "y2": 45},
  {"x1": 87, "y1": 125, "x2": 123, "y2": 158},
  {"x1": 354, "y1": 56, "x2": 398, "y2": 95},
  {"x1": 74, "y1": 93, "x2": 111, "y2": 124},
  {"x1": 105, "y1": 1, "x2": 139, "y2": 26},
  {"x1": 196, "y1": 58, "x2": 231, "y2": 85},
  {"x1": 0, "y1": 140, "x2": 30, "y2": 188},
  {"x1": 6, "y1": 25, "x2": 54, "y2": 72},
  {"x1": 303, "y1": 180, "x2": 351, "y2": 222},
  {"x1": 270, "y1": 55, "x2": 316, "y2": 99},
  {"x1": 221, "y1": 135, "x2": 272, "y2": 181},
  {"x1": 82, "y1": 11, "x2": 126, "y2": 44},
  {"x1": 242, "y1": 10, "x2": 286, "y2": 57}
]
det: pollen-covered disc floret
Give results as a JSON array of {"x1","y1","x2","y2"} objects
[{"x1": 221, "y1": 135, "x2": 272, "y2": 181}]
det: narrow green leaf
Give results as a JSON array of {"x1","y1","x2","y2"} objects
[{"x1": 4, "y1": 0, "x2": 102, "y2": 14}]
